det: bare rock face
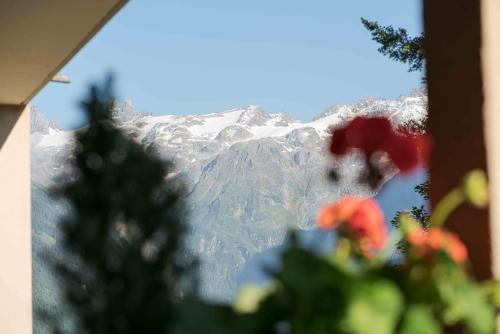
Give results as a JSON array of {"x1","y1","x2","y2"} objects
[
  {"x1": 30, "y1": 106, "x2": 61, "y2": 135},
  {"x1": 110, "y1": 99, "x2": 153, "y2": 123},
  {"x1": 31, "y1": 91, "x2": 427, "y2": 301}
]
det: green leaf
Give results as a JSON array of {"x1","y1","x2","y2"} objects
[
  {"x1": 400, "y1": 305, "x2": 441, "y2": 334},
  {"x1": 480, "y1": 280, "x2": 500, "y2": 308},
  {"x1": 436, "y1": 270, "x2": 495, "y2": 334},
  {"x1": 344, "y1": 279, "x2": 403, "y2": 334}
]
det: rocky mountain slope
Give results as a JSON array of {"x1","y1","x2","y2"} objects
[{"x1": 31, "y1": 89, "x2": 427, "y2": 301}]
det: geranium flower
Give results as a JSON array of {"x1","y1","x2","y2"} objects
[
  {"x1": 330, "y1": 127, "x2": 349, "y2": 156},
  {"x1": 446, "y1": 234, "x2": 468, "y2": 263},
  {"x1": 406, "y1": 226, "x2": 427, "y2": 247},
  {"x1": 330, "y1": 117, "x2": 393, "y2": 156},
  {"x1": 426, "y1": 228, "x2": 446, "y2": 250},
  {"x1": 317, "y1": 196, "x2": 360, "y2": 229},
  {"x1": 329, "y1": 116, "x2": 428, "y2": 176},
  {"x1": 318, "y1": 197, "x2": 387, "y2": 256},
  {"x1": 406, "y1": 227, "x2": 468, "y2": 264},
  {"x1": 347, "y1": 199, "x2": 386, "y2": 253}
]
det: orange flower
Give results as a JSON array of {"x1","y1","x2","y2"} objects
[
  {"x1": 317, "y1": 197, "x2": 387, "y2": 255},
  {"x1": 317, "y1": 197, "x2": 360, "y2": 229},
  {"x1": 406, "y1": 225, "x2": 429, "y2": 258},
  {"x1": 446, "y1": 234, "x2": 468, "y2": 263},
  {"x1": 347, "y1": 199, "x2": 386, "y2": 252},
  {"x1": 427, "y1": 229, "x2": 446, "y2": 250},
  {"x1": 407, "y1": 227, "x2": 426, "y2": 247},
  {"x1": 406, "y1": 227, "x2": 468, "y2": 264}
]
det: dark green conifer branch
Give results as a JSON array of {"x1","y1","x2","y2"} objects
[{"x1": 361, "y1": 18, "x2": 425, "y2": 73}]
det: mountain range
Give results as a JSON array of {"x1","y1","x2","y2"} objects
[{"x1": 31, "y1": 89, "x2": 428, "y2": 312}]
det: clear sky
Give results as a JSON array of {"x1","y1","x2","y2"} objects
[{"x1": 33, "y1": 0, "x2": 423, "y2": 130}]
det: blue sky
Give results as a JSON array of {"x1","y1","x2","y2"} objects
[{"x1": 33, "y1": 0, "x2": 423, "y2": 129}]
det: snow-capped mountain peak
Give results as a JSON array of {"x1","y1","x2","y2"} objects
[
  {"x1": 315, "y1": 88, "x2": 427, "y2": 126},
  {"x1": 31, "y1": 90, "x2": 427, "y2": 181},
  {"x1": 235, "y1": 105, "x2": 268, "y2": 126},
  {"x1": 31, "y1": 89, "x2": 428, "y2": 300},
  {"x1": 30, "y1": 106, "x2": 61, "y2": 135}
]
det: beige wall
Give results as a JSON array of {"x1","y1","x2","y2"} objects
[
  {"x1": 0, "y1": 104, "x2": 31, "y2": 333},
  {"x1": 482, "y1": 0, "x2": 500, "y2": 279}
]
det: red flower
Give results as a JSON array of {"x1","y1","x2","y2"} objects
[
  {"x1": 329, "y1": 116, "x2": 428, "y2": 174},
  {"x1": 348, "y1": 117, "x2": 394, "y2": 154},
  {"x1": 387, "y1": 134, "x2": 431, "y2": 172},
  {"x1": 386, "y1": 135, "x2": 420, "y2": 172},
  {"x1": 425, "y1": 228, "x2": 445, "y2": 250},
  {"x1": 330, "y1": 127, "x2": 349, "y2": 155},
  {"x1": 330, "y1": 117, "x2": 393, "y2": 155},
  {"x1": 446, "y1": 234, "x2": 468, "y2": 263},
  {"x1": 347, "y1": 199, "x2": 387, "y2": 254},
  {"x1": 406, "y1": 227, "x2": 468, "y2": 264},
  {"x1": 318, "y1": 197, "x2": 387, "y2": 256},
  {"x1": 317, "y1": 197, "x2": 359, "y2": 229},
  {"x1": 407, "y1": 227, "x2": 426, "y2": 247}
]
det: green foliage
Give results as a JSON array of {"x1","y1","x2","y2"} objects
[
  {"x1": 343, "y1": 279, "x2": 403, "y2": 334},
  {"x1": 391, "y1": 182, "x2": 430, "y2": 230},
  {"x1": 415, "y1": 180, "x2": 430, "y2": 200},
  {"x1": 391, "y1": 204, "x2": 429, "y2": 230},
  {"x1": 244, "y1": 235, "x2": 494, "y2": 333},
  {"x1": 50, "y1": 77, "x2": 197, "y2": 333},
  {"x1": 363, "y1": 15, "x2": 430, "y2": 253},
  {"x1": 400, "y1": 305, "x2": 440, "y2": 334},
  {"x1": 431, "y1": 261, "x2": 495, "y2": 334},
  {"x1": 361, "y1": 18, "x2": 425, "y2": 73},
  {"x1": 182, "y1": 230, "x2": 495, "y2": 334},
  {"x1": 412, "y1": 181, "x2": 430, "y2": 226},
  {"x1": 390, "y1": 181, "x2": 430, "y2": 256}
]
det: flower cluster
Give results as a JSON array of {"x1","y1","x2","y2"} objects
[
  {"x1": 318, "y1": 196, "x2": 387, "y2": 256},
  {"x1": 329, "y1": 117, "x2": 429, "y2": 187},
  {"x1": 406, "y1": 224, "x2": 468, "y2": 264}
]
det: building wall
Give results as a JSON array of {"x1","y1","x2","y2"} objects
[
  {"x1": 424, "y1": 0, "x2": 492, "y2": 280},
  {"x1": 0, "y1": 104, "x2": 32, "y2": 333},
  {"x1": 482, "y1": 0, "x2": 500, "y2": 280}
]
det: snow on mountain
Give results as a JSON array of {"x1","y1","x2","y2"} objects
[
  {"x1": 32, "y1": 89, "x2": 426, "y2": 157},
  {"x1": 315, "y1": 88, "x2": 427, "y2": 124},
  {"x1": 110, "y1": 99, "x2": 152, "y2": 123},
  {"x1": 31, "y1": 89, "x2": 427, "y2": 300},
  {"x1": 31, "y1": 106, "x2": 62, "y2": 135}
]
